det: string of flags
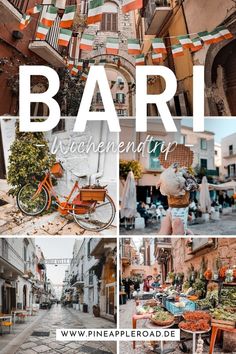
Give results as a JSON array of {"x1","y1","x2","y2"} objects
[{"x1": 18, "y1": 1, "x2": 234, "y2": 80}]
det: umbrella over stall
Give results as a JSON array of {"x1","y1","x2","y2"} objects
[
  {"x1": 120, "y1": 170, "x2": 137, "y2": 219},
  {"x1": 199, "y1": 176, "x2": 212, "y2": 214}
]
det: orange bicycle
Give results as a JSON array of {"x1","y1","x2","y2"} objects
[{"x1": 16, "y1": 162, "x2": 116, "y2": 232}]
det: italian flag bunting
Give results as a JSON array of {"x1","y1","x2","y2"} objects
[
  {"x1": 106, "y1": 37, "x2": 119, "y2": 55},
  {"x1": 60, "y1": 5, "x2": 76, "y2": 28},
  {"x1": 128, "y1": 39, "x2": 141, "y2": 55},
  {"x1": 151, "y1": 53, "x2": 163, "y2": 64},
  {"x1": 26, "y1": 5, "x2": 42, "y2": 15},
  {"x1": 71, "y1": 66, "x2": 78, "y2": 76},
  {"x1": 216, "y1": 26, "x2": 233, "y2": 40},
  {"x1": 178, "y1": 35, "x2": 193, "y2": 49},
  {"x1": 80, "y1": 34, "x2": 95, "y2": 51},
  {"x1": 135, "y1": 54, "x2": 145, "y2": 65},
  {"x1": 81, "y1": 72, "x2": 88, "y2": 81},
  {"x1": 35, "y1": 23, "x2": 50, "y2": 40},
  {"x1": 41, "y1": 6, "x2": 58, "y2": 27},
  {"x1": 58, "y1": 29, "x2": 72, "y2": 47},
  {"x1": 171, "y1": 44, "x2": 184, "y2": 58},
  {"x1": 122, "y1": 0, "x2": 143, "y2": 13},
  {"x1": 78, "y1": 60, "x2": 84, "y2": 70},
  {"x1": 151, "y1": 38, "x2": 167, "y2": 54},
  {"x1": 67, "y1": 59, "x2": 74, "y2": 70},
  {"x1": 210, "y1": 29, "x2": 225, "y2": 43},
  {"x1": 197, "y1": 31, "x2": 214, "y2": 45},
  {"x1": 87, "y1": 0, "x2": 104, "y2": 25},
  {"x1": 19, "y1": 14, "x2": 31, "y2": 30},
  {"x1": 191, "y1": 37, "x2": 203, "y2": 52}
]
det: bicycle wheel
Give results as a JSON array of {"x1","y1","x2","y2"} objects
[
  {"x1": 17, "y1": 183, "x2": 48, "y2": 216},
  {"x1": 73, "y1": 194, "x2": 116, "y2": 232}
]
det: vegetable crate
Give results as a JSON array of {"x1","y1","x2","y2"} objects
[
  {"x1": 80, "y1": 188, "x2": 106, "y2": 202},
  {"x1": 166, "y1": 298, "x2": 196, "y2": 316}
]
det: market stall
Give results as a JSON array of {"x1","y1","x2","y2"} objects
[{"x1": 129, "y1": 264, "x2": 236, "y2": 353}]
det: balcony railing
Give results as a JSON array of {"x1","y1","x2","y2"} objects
[
  {"x1": 7, "y1": 0, "x2": 29, "y2": 14},
  {"x1": 142, "y1": 0, "x2": 172, "y2": 35}
]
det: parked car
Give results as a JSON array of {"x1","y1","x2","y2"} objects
[{"x1": 40, "y1": 302, "x2": 52, "y2": 310}]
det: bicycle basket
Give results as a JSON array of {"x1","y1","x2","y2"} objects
[
  {"x1": 50, "y1": 162, "x2": 64, "y2": 178},
  {"x1": 80, "y1": 188, "x2": 106, "y2": 202}
]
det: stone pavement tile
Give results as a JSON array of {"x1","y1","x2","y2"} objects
[
  {"x1": 20, "y1": 341, "x2": 38, "y2": 350},
  {"x1": 47, "y1": 342, "x2": 65, "y2": 350},
  {"x1": 16, "y1": 350, "x2": 39, "y2": 354},
  {"x1": 32, "y1": 344, "x2": 51, "y2": 353},
  {"x1": 66, "y1": 342, "x2": 83, "y2": 349},
  {"x1": 57, "y1": 223, "x2": 85, "y2": 235}
]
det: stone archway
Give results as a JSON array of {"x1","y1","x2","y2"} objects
[
  {"x1": 90, "y1": 54, "x2": 135, "y2": 115},
  {"x1": 205, "y1": 19, "x2": 236, "y2": 116}
]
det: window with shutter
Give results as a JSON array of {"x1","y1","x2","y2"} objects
[{"x1": 101, "y1": 13, "x2": 118, "y2": 32}]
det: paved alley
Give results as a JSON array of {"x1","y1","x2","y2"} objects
[{"x1": 0, "y1": 305, "x2": 116, "y2": 354}]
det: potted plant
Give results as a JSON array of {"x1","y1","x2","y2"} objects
[{"x1": 93, "y1": 305, "x2": 100, "y2": 317}]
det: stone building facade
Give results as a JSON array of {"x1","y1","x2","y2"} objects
[
  {"x1": 180, "y1": 125, "x2": 216, "y2": 174},
  {"x1": 135, "y1": 0, "x2": 236, "y2": 116},
  {"x1": 79, "y1": 0, "x2": 136, "y2": 115},
  {"x1": 171, "y1": 237, "x2": 236, "y2": 277},
  {"x1": 0, "y1": 238, "x2": 54, "y2": 313},
  {"x1": 221, "y1": 132, "x2": 236, "y2": 179}
]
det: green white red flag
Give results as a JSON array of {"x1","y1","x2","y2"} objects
[
  {"x1": 80, "y1": 34, "x2": 95, "y2": 51},
  {"x1": 151, "y1": 53, "x2": 163, "y2": 64},
  {"x1": 19, "y1": 14, "x2": 31, "y2": 30},
  {"x1": 26, "y1": 5, "x2": 42, "y2": 15},
  {"x1": 210, "y1": 29, "x2": 225, "y2": 43},
  {"x1": 151, "y1": 38, "x2": 167, "y2": 54},
  {"x1": 135, "y1": 54, "x2": 145, "y2": 65},
  {"x1": 87, "y1": 0, "x2": 104, "y2": 25},
  {"x1": 58, "y1": 29, "x2": 72, "y2": 47},
  {"x1": 35, "y1": 23, "x2": 50, "y2": 40},
  {"x1": 81, "y1": 72, "x2": 88, "y2": 81},
  {"x1": 197, "y1": 31, "x2": 214, "y2": 45},
  {"x1": 191, "y1": 38, "x2": 203, "y2": 52},
  {"x1": 171, "y1": 44, "x2": 184, "y2": 58},
  {"x1": 178, "y1": 35, "x2": 193, "y2": 48},
  {"x1": 106, "y1": 37, "x2": 119, "y2": 55},
  {"x1": 60, "y1": 5, "x2": 76, "y2": 28},
  {"x1": 77, "y1": 60, "x2": 84, "y2": 70},
  {"x1": 71, "y1": 66, "x2": 78, "y2": 76},
  {"x1": 215, "y1": 26, "x2": 234, "y2": 40},
  {"x1": 122, "y1": 0, "x2": 143, "y2": 13},
  {"x1": 128, "y1": 39, "x2": 141, "y2": 55},
  {"x1": 41, "y1": 6, "x2": 58, "y2": 27},
  {"x1": 67, "y1": 59, "x2": 74, "y2": 70}
]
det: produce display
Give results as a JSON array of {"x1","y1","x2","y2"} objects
[
  {"x1": 183, "y1": 311, "x2": 211, "y2": 322},
  {"x1": 210, "y1": 306, "x2": 236, "y2": 322},
  {"x1": 136, "y1": 305, "x2": 162, "y2": 315},
  {"x1": 220, "y1": 288, "x2": 236, "y2": 307},
  {"x1": 150, "y1": 310, "x2": 175, "y2": 326},
  {"x1": 179, "y1": 319, "x2": 211, "y2": 332}
]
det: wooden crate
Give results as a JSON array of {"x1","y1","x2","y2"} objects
[
  {"x1": 50, "y1": 162, "x2": 63, "y2": 178},
  {"x1": 80, "y1": 189, "x2": 106, "y2": 202},
  {"x1": 211, "y1": 318, "x2": 235, "y2": 328}
]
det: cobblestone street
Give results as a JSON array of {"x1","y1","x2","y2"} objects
[
  {"x1": 119, "y1": 300, "x2": 227, "y2": 354},
  {"x1": 0, "y1": 305, "x2": 116, "y2": 354}
]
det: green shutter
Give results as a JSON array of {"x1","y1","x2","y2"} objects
[{"x1": 149, "y1": 140, "x2": 162, "y2": 170}]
